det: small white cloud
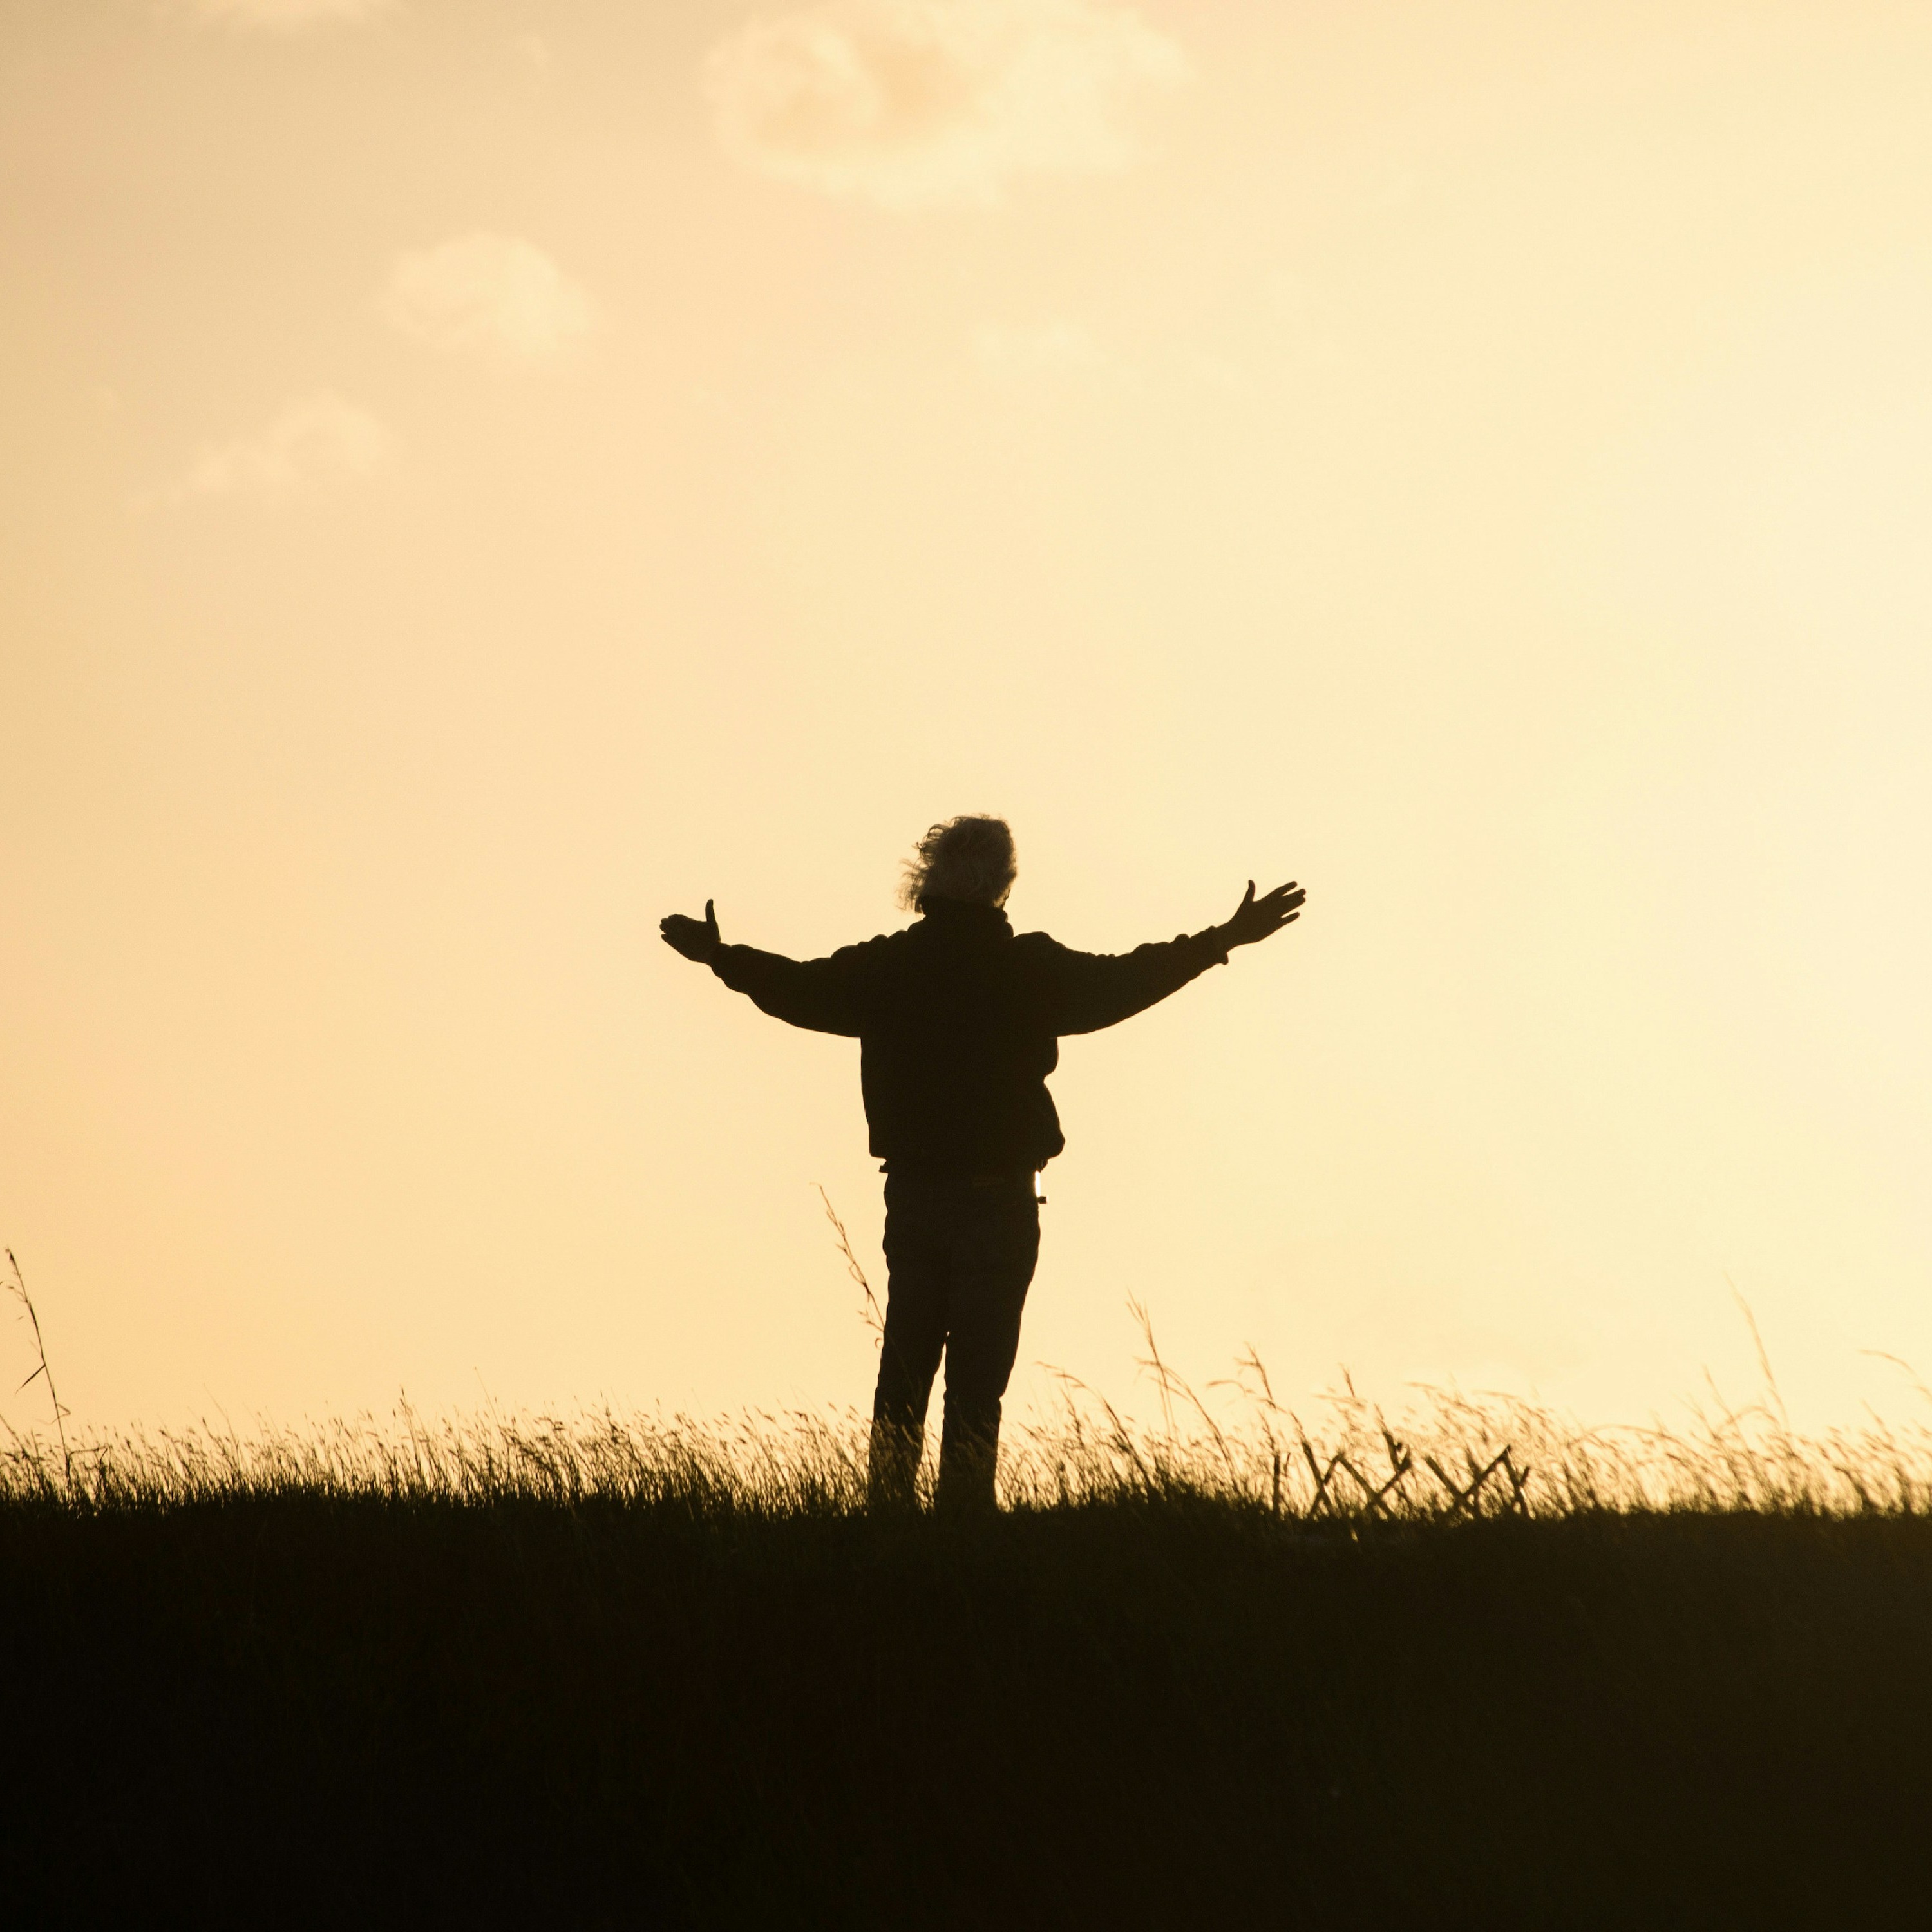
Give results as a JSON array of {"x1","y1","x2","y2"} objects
[
  {"x1": 705, "y1": 0, "x2": 1186, "y2": 209},
  {"x1": 185, "y1": 0, "x2": 394, "y2": 30},
  {"x1": 379, "y1": 232, "x2": 594, "y2": 370},
  {"x1": 171, "y1": 392, "x2": 395, "y2": 502}
]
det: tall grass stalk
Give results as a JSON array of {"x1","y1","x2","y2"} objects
[{"x1": 3, "y1": 1249, "x2": 70, "y2": 1495}]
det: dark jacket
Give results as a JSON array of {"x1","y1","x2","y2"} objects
[{"x1": 710, "y1": 899, "x2": 1231, "y2": 1172}]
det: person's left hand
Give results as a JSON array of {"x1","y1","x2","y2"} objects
[
  {"x1": 1220, "y1": 880, "x2": 1305, "y2": 949},
  {"x1": 660, "y1": 900, "x2": 721, "y2": 963}
]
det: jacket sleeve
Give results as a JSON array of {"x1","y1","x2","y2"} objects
[
  {"x1": 1034, "y1": 928, "x2": 1232, "y2": 1037},
  {"x1": 709, "y1": 939, "x2": 879, "y2": 1038}
]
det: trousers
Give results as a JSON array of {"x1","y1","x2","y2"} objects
[{"x1": 867, "y1": 1171, "x2": 1041, "y2": 1511}]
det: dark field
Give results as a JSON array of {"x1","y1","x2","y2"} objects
[{"x1": 6, "y1": 1437, "x2": 1931, "y2": 1928}]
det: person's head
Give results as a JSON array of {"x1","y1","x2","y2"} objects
[{"x1": 898, "y1": 815, "x2": 1017, "y2": 913}]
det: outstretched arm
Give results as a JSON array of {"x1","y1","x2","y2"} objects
[
  {"x1": 1046, "y1": 878, "x2": 1306, "y2": 1036},
  {"x1": 660, "y1": 899, "x2": 872, "y2": 1037}
]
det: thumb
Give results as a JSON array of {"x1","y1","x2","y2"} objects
[{"x1": 705, "y1": 898, "x2": 717, "y2": 929}]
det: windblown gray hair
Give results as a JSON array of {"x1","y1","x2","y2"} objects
[{"x1": 898, "y1": 816, "x2": 1018, "y2": 912}]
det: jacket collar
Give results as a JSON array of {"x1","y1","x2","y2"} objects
[{"x1": 919, "y1": 897, "x2": 1012, "y2": 933}]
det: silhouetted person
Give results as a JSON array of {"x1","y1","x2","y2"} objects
[{"x1": 661, "y1": 817, "x2": 1304, "y2": 1511}]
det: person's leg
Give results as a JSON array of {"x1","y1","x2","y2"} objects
[
  {"x1": 934, "y1": 1180, "x2": 1041, "y2": 1511},
  {"x1": 868, "y1": 1176, "x2": 951, "y2": 1510}
]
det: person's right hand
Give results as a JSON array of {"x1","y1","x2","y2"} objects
[
  {"x1": 1220, "y1": 880, "x2": 1305, "y2": 949},
  {"x1": 660, "y1": 899, "x2": 721, "y2": 964}
]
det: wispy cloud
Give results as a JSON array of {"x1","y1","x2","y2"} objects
[
  {"x1": 184, "y1": 0, "x2": 395, "y2": 30},
  {"x1": 167, "y1": 393, "x2": 395, "y2": 502},
  {"x1": 379, "y1": 233, "x2": 595, "y2": 370},
  {"x1": 705, "y1": 0, "x2": 1186, "y2": 209}
]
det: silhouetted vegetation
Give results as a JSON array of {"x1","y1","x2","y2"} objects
[{"x1": 5, "y1": 1378, "x2": 1931, "y2": 1925}]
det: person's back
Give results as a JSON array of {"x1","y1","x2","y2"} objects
[
  {"x1": 859, "y1": 898, "x2": 1059, "y2": 1177},
  {"x1": 661, "y1": 815, "x2": 1305, "y2": 1508}
]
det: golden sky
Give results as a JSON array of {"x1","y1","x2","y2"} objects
[{"x1": 5, "y1": 0, "x2": 1931, "y2": 1435}]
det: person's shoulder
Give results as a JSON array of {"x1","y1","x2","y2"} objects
[
  {"x1": 1012, "y1": 929, "x2": 1070, "y2": 958},
  {"x1": 842, "y1": 925, "x2": 922, "y2": 962}
]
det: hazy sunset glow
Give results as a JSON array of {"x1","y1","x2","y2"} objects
[{"x1": 5, "y1": 0, "x2": 1931, "y2": 1437}]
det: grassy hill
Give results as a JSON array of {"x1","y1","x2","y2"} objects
[{"x1": 5, "y1": 1404, "x2": 1931, "y2": 1926}]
